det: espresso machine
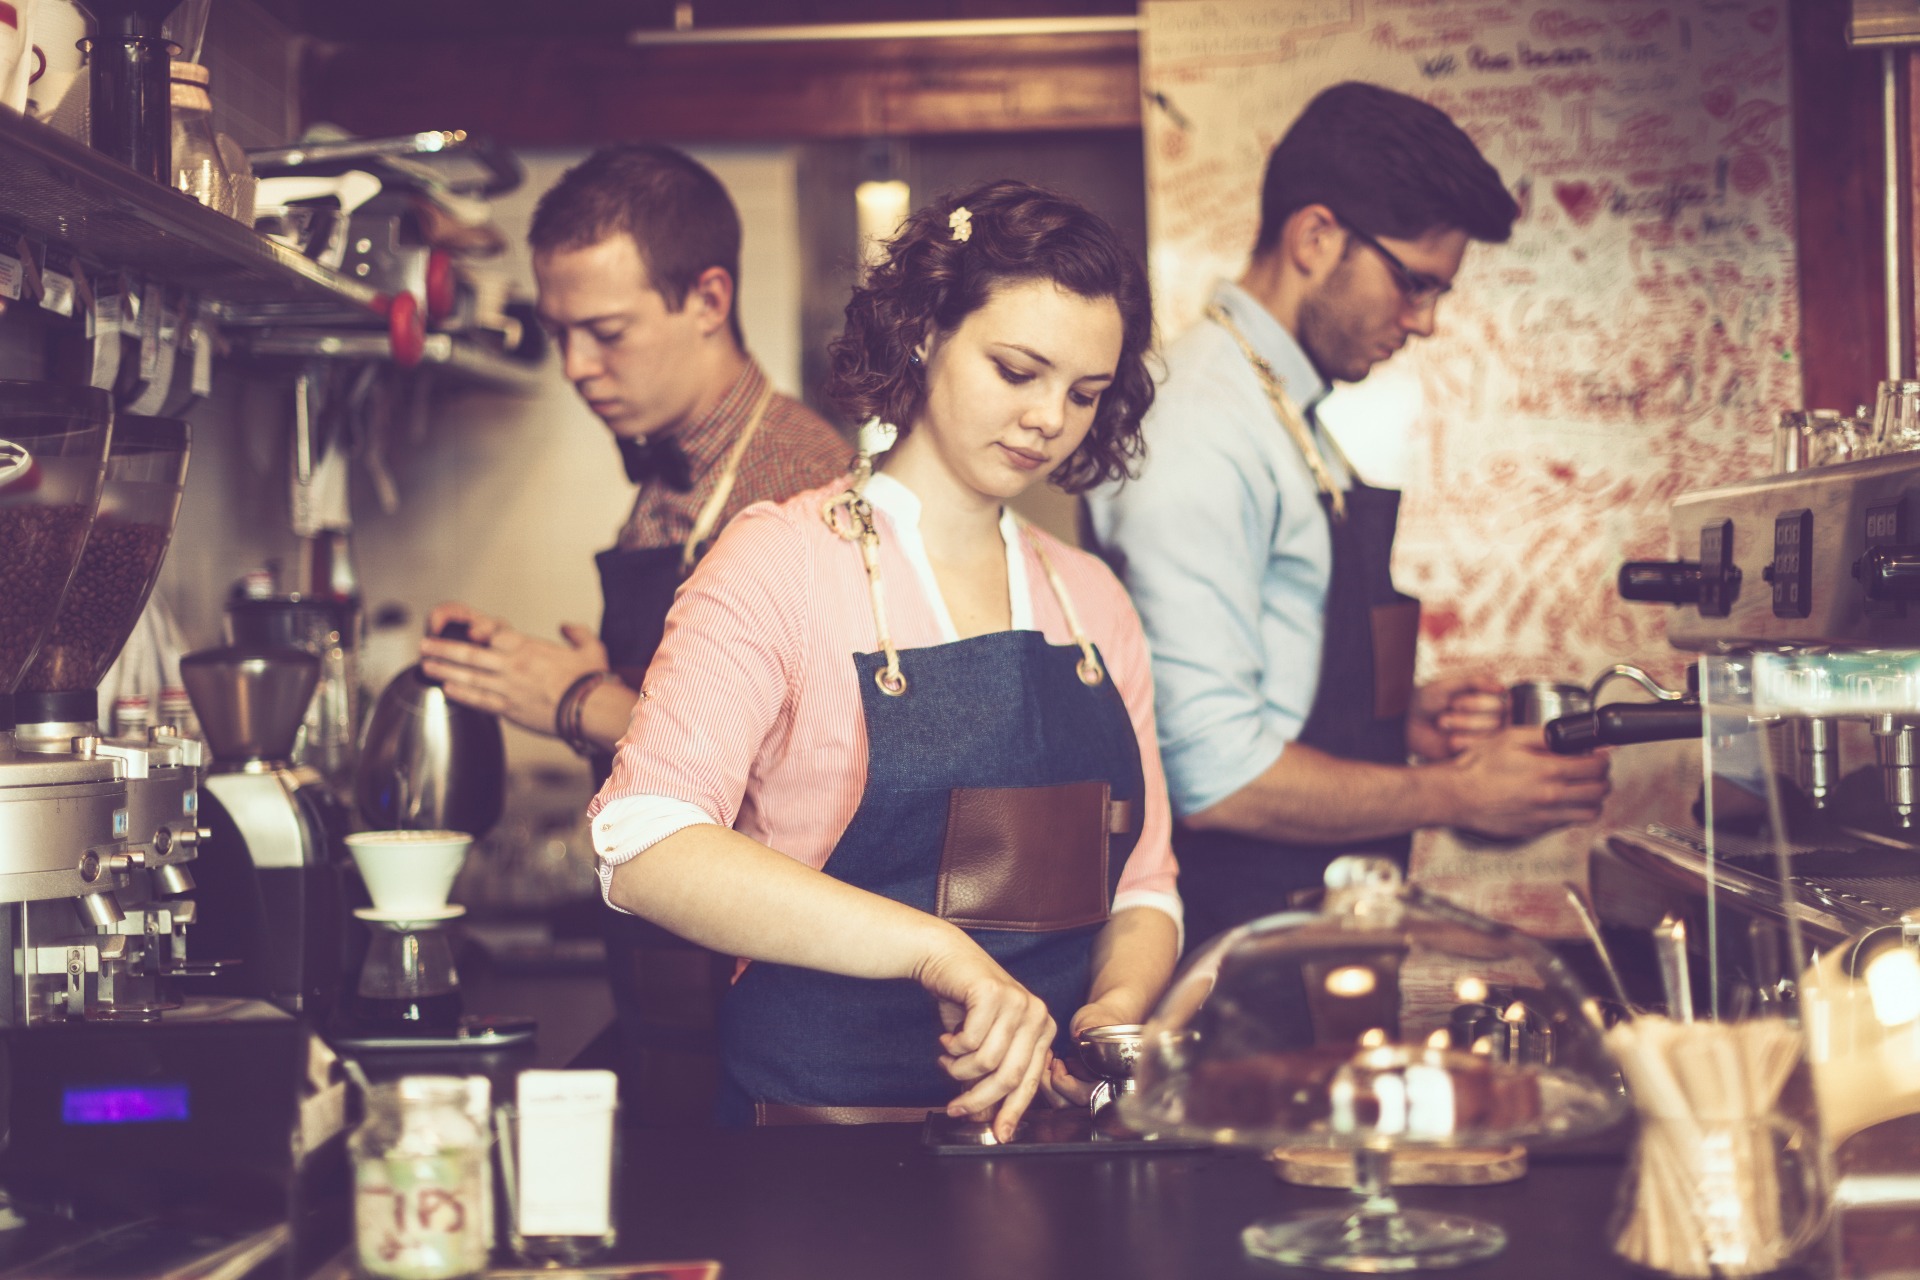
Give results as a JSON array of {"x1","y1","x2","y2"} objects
[{"x1": 1565, "y1": 442, "x2": 1920, "y2": 974}]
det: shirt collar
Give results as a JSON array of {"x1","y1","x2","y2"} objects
[
  {"x1": 1210, "y1": 280, "x2": 1330, "y2": 415},
  {"x1": 668, "y1": 359, "x2": 769, "y2": 476},
  {"x1": 863, "y1": 473, "x2": 1034, "y2": 637}
]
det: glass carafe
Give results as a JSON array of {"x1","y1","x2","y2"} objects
[{"x1": 354, "y1": 919, "x2": 464, "y2": 1033}]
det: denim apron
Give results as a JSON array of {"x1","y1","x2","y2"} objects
[
  {"x1": 594, "y1": 388, "x2": 772, "y2": 1117},
  {"x1": 1173, "y1": 307, "x2": 1419, "y2": 956},
  {"x1": 717, "y1": 486, "x2": 1145, "y2": 1115}
]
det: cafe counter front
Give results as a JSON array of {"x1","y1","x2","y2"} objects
[{"x1": 308, "y1": 1114, "x2": 1920, "y2": 1280}]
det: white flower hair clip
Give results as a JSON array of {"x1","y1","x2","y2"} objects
[
  {"x1": 857, "y1": 417, "x2": 899, "y2": 457},
  {"x1": 948, "y1": 206, "x2": 973, "y2": 243}
]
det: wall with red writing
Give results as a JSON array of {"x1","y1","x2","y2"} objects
[{"x1": 1139, "y1": 0, "x2": 1800, "y2": 933}]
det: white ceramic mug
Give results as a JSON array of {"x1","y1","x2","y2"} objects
[
  {"x1": 26, "y1": 0, "x2": 88, "y2": 124},
  {"x1": 345, "y1": 830, "x2": 473, "y2": 916}
]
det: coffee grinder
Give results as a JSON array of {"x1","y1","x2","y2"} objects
[
  {"x1": 0, "y1": 386, "x2": 209, "y2": 1025},
  {"x1": 179, "y1": 645, "x2": 352, "y2": 1019},
  {"x1": 8, "y1": 413, "x2": 209, "y2": 1023},
  {"x1": 0, "y1": 390, "x2": 350, "y2": 1274}
]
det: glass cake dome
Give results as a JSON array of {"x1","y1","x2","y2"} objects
[{"x1": 1120, "y1": 856, "x2": 1627, "y2": 1272}]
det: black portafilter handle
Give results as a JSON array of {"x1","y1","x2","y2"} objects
[
  {"x1": 1618, "y1": 561, "x2": 1703, "y2": 605},
  {"x1": 1853, "y1": 544, "x2": 1920, "y2": 601},
  {"x1": 1544, "y1": 701, "x2": 1703, "y2": 755}
]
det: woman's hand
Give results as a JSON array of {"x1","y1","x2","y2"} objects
[
  {"x1": 913, "y1": 940, "x2": 1055, "y2": 1143},
  {"x1": 1041, "y1": 998, "x2": 1150, "y2": 1108},
  {"x1": 418, "y1": 601, "x2": 609, "y2": 738}
]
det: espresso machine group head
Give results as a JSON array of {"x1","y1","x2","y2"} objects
[{"x1": 1614, "y1": 450, "x2": 1920, "y2": 840}]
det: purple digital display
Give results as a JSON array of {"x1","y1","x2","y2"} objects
[{"x1": 62, "y1": 1083, "x2": 190, "y2": 1125}]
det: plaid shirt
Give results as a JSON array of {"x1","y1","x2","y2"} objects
[{"x1": 616, "y1": 360, "x2": 851, "y2": 552}]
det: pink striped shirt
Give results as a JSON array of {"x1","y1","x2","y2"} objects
[{"x1": 589, "y1": 473, "x2": 1181, "y2": 929}]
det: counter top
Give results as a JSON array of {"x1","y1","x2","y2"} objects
[{"x1": 598, "y1": 1125, "x2": 1640, "y2": 1280}]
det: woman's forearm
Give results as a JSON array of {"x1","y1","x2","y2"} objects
[
  {"x1": 605, "y1": 823, "x2": 965, "y2": 980},
  {"x1": 1077, "y1": 906, "x2": 1180, "y2": 1030}
]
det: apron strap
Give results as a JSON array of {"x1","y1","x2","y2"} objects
[
  {"x1": 1024, "y1": 530, "x2": 1104, "y2": 687},
  {"x1": 820, "y1": 458, "x2": 1107, "y2": 696},
  {"x1": 680, "y1": 382, "x2": 778, "y2": 574},
  {"x1": 1205, "y1": 301, "x2": 1347, "y2": 524}
]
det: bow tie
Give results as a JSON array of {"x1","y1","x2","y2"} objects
[{"x1": 618, "y1": 434, "x2": 693, "y2": 491}]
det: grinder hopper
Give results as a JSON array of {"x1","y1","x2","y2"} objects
[{"x1": 0, "y1": 384, "x2": 113, "y2": 710}]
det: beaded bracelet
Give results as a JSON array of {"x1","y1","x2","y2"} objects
[{"x1": 554, "y1": 670, "x2": 620, "y2": 757}]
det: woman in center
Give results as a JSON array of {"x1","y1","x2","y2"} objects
[{"x1": 594, "y1": 180, "x2": 1180, "y2": 1139}]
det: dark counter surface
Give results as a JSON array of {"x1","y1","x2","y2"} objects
[{"x1": 601, "y1": 1124, "x2": 1639, "y2": 1280}]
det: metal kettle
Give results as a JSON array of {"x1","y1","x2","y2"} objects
[{"x1": 354, "y1": 622, "x2": 505, "y2": 838}]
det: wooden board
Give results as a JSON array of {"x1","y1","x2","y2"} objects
[{"x1": 1273, "y1": 1144, "x2": 1530, "y2": 1187}]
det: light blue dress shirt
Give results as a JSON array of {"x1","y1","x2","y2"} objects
[{"x1": 1087, "y1": 281, "x2": 1347, "y2": 819}]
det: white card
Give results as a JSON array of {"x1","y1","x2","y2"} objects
[
  {"x1": 40, "y1": 269, "x2": 73, "y2": 317},
  {"x1": 0, "y1": 255, "x2": 22, "y2": 301},
  {"x1": 89, "y1": 294, "x2": 121, "y2": 390},
  {"x1": 190, "y1": 320, "x2": 214, "y2": 398},
  {"x1": 514, "y1": 1069, "x2": 617, "y2": 1238}
]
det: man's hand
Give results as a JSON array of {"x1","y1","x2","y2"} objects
[
  {"x1": 418, "y1": 600, "x2": 609, "y2": 738},
  {"x1": 1440, "y1": 725, "x2": 1610, "y2": 840},
  {"x1": 915, "y1": 942, "x2": 1056, "y2": 1143},
  {"x1": 1407, "y1": 674, "x2": 1507, "y2": 761}
]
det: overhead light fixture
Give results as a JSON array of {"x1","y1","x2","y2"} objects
[
  {"x1": 628, "y1": 15, "x2": 1140, "y2": 47},
  {"x1": 856, "y1": 179, "x2": 911, "y2": 272}
]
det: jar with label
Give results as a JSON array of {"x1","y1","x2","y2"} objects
[
  {"x1": 350, "y1": 1076, "x2": 493, "y2": 1280},
  {"x1": 110, "y1": 694, "x2": 150, "y2": 740}
]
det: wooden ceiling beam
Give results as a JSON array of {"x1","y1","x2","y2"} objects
[{"x1": 302, "y1": 31, "x2": 1142, "y2": 143}]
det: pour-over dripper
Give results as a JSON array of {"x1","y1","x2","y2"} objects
[
  {"x1": 16, "y1": 416, "x2": 189, "y2": 730},
  {"x1": 0, "y1": 383, "x2": 113, "y2": 706},
  {"x1": 179, "y1": 645, "x2": 320, "y2": 767}
]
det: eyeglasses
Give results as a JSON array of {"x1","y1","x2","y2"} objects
[{"x1": 1338, "y1": 221, "x2": 1453, "y2": 310}]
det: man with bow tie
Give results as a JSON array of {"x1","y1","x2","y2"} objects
[
  {"x1": 418, "y1": 146, "x2": 847, "y2": 1120},
  {"x1": 421, "y1": 143, "x2": 847, "y2": 765}
]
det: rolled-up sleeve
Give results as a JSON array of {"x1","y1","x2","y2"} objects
[
  {"x1": 1092, "y1": 420, "x2": 1309, "y2": 818},
  {"x1": 589, "y1": 505, "x2": 810, "y2": 900}
]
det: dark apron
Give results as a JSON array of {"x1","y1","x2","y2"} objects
[
  {"x1": 593, "y1": 543, "x2": 733, "y2": 1122},
  {"x1": 716, "y1": 628, "x2": 1145, "y2": 1116},
  {"x1": 1173, "y1": 476, "x2": 1420, "y2": 957}
]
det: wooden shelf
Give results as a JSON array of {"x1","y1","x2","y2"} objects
[{"x1": 0, "y1": 107, "x2": 381, "y2": 313}]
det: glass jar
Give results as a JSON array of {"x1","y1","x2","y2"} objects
[
  {"x1": 1874, "y1": 379, "x2": 1920, "y2": 456},
  {"x1": 168, "y1": 62, "x2": 232, "y2": 216},
  {"x1": 350, "y1": 1076, "x2": 493, "y2": 1280},
  {"x1": 217, "y1": 131, "x2": 256, "y2": 225}
]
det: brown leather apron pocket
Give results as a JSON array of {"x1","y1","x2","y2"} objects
[
  {"x1": 1370, "y1": 598, "x2": 1420, "y2": 721},
  {"x1": 935, "y1": 780, "x2": 1115, "y2": 931}
]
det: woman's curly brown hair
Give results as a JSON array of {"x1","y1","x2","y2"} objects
[{"x1": 825, "y1": 179, "x2": 1155, "y2": 494}]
